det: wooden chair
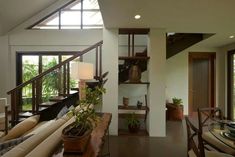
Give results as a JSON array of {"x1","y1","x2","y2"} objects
[
  {"x1": 197, "y1": 107, "x2": 235, "y2": 155},
  {"x1": 185, "y1": 116, "x2": 233, "y2": 157}
]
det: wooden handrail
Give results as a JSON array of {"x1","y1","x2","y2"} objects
[{"x1": 7, "y1": 40, "x2": 103, "y2": 94}]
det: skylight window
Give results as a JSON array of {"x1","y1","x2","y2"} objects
[{"x1": 30, "y1": 0, "x2": 103, "y2": 30}]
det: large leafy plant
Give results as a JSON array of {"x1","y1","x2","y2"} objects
[{"x1": 66, "y1": 86, "x2": 106, "y2": 136}]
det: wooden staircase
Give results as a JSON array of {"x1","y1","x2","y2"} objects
[{"x1": 7, "y1": 41, "x2": 107, "y2": 126}]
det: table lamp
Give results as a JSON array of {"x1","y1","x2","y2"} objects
[{"x1": 71, "y1": 62, "x2": 94, "y2": 100}]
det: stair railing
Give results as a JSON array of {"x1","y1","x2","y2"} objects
[{"x1": 7, "y1": 40, "x2": 103, "y2": 126}]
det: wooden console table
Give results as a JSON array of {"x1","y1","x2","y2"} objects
[{"x1": 52, "y1": 113, "x2": 112, "y2": 157}]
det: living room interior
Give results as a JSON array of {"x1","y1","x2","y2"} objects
[{"x1": 0, "y1": 0, "x2": 235, "y2": 157}]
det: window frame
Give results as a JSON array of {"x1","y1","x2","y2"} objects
[{"x1": 27, "y1": 0, "x2": 103, "y2": 30}]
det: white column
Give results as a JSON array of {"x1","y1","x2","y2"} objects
[
  {"x1": 148, "y1": 28, "x2": 166, "y2": 137},
  {"x1": 102, "y1": 28, "x2": 119, "y2": 135}
]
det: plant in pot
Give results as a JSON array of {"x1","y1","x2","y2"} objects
[
  {"x1": 62, "y1": 86, "x2": 106, "y2": 153},
  {"x1": 172, "y1": 97, "x2": 183, "y2": 106},
  {"x1": 170, "y1": 97, "x2": 183, "y2": 120},
  {"x1": 126, "y1": 113, "x2": 140, "y2": 133}
]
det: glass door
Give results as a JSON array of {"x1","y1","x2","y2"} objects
[
  {"x1": 228, "y1": 51, "x2": 235, "y2": 120},
  {"x1": 21, "y1": 55, "x2": 39, "y2": 111},
  {"x1": 17, "y1": 52, "x2": 79, "y2": 112}
]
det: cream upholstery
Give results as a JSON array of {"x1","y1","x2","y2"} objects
[
  {"x1": 0, "y1": 98, "x2": 7, "y2": 131},
  {"x1": 189, "y1": 149, "x2": 233, "y2": 157},
  {"x1": 202, "y1": 131, "x2": 235, "y2": 155},
  {"x1": 2, "y1": 116, "x2": 70, "y2": 157},
  {"x1": 2, "y1": 115, "x2": 40, "y2": 141},
  {"x1": 26, "y1": 117, "x2": 74, "y2": 157}
]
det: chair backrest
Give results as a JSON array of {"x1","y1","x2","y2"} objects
[
  {"x1": 185, "y1": 116, "x2": 205, "y2": 157},
  {"x1": 0, "y1": 98, "x2": 7, "y2": 113},
  {"x1": 197, "y1": 107, "x2": 222, "y2": 132}
]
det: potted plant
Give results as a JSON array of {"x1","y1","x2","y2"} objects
[
  {"x1": 126, "y1": 113, "x2": 140, "y2": 133},
  {"x1": 168, "y1": 97, "x2": 183, "y2": 121},
  {"x1": 172, "y1": 97, "x2": 183, "y2": 106},
  {"x1": 62, "y1": 86, "x2": 106, "y2": 153}
]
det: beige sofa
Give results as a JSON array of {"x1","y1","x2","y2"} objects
[{"x1": 2, "y1": 115, "x2": 74, "y2": 157}]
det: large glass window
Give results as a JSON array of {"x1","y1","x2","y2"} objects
[
  {"x1": 18, "y1": 53, "x2": 80, "y2": 112},
  {"x1": 30, "y1": 0, "x2": 103, "y2": 30}
]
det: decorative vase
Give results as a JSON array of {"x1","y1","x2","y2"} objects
[
  {"x1": 62, "y1": 122, "x2": 92, "y2": 153},
  {"x1": 129, "y1": 65, "x2": 141, "y2": 82},
  {"x1": 123, "y1": 97, "x2": 129, "y2": 107},
  {"x1": 137, "y1": 101, "x2": 142, "y2": 109}
]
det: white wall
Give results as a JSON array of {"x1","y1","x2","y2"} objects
[
  {"x1": 0, "y1": 36, "x2": 9, "y2": 99},
  {"x1": 219, "y1": 42, "x2": 235, "y2": 116},
  {"x1": 148, "y1": 28, "x2": 166, "y2": 137},
  {"x1": 166, "y1": 44, "x2": 221, "y2": 115},
  {"x1": 102, "y1": 28, "x2": 119, "y2": 135}
]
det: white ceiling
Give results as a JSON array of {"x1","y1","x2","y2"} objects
[
  {"x1": 99, "y1": 0, "x2": 235, "y2": 48},
  {"x1": 0, "y1": 0, "x2": 57, "y2": 35},
  {"x1": 0, "y1": 0, "x2": 235, "y2": 48}
]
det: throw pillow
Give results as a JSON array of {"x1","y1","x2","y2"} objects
[
  {"x1": 2, "y1": 115, "x2": 40, "y2": 141},
  {"x1": 56, "y1": 106, "x2": 68, "y2": 119}
]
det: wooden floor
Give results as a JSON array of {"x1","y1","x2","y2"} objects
[{"x1": 103, "y1": 120, "x2": 187, "y2": 157}]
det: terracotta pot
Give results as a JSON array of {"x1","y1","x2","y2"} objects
[
  {"x1": 168, "y1": 105, "x2": 183, "y2": 121},
  {"x1": 128, "y1": 124, "x2": 140, "y2": 133},
  {"x1": 129, "y1": 65, "x2": 141, "y2": 82},
  {"x1": 123, "y1": 97, "x2": 129, "y2": 107},
  {"x1": 62, "y1": 123, "x2": 92, "y2": 153}
]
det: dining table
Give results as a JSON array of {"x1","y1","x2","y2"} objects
[{"x1": 208, "y1": 120, "x2": 235, "y2": 151}]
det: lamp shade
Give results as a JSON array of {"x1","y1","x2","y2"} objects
[{"x1": 71, "y1": 62, "x2": 94, "y2": 80}]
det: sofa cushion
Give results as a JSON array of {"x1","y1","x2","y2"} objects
[
  {"x1": 23, "y1": 120, "x2": 55, "y2": 136},
  {"x1": 26, "y1": 117, "x2": 75, "y2": 157},
  {"x1": 2, "y1": 117, "x2": 70, "y2": 157},
  {"x1": 2, "y1": 115, "x2": 40, "y2": 141},
  {"x1": 0, "y1": 135, "x2": 33, "y2": 156}
]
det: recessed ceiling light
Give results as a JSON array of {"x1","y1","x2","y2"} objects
[
  {"x1": 229, "y1": 35, "x2": 234, "y2": 39},
  {"x1": 134, "y1": 15, "x2": 141, "y2": 19}
]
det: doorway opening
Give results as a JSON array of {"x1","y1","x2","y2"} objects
[{"x1": 188, "y1": 52, "x2": 216, "y2": 116}]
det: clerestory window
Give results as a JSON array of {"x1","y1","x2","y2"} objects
[{"x1": 29, "y1": 0, "x2": 103, "y2": 30}]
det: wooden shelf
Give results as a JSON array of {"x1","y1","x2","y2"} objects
[
  {"x1": 118, "y1": 113, "x2": 145, "y2": 119},
  {"x1": 118, "y1": 105, "x2": 149, "y2": 111},
  {"x1": 119, "y1": 82, "x2": 150, "y2": 85},
  {"x1": 118, "y1": 129, "x2": 149, "y2": 136},
  {"x1": 118, "y1": 56, "x2": 150, "y2": 61}
]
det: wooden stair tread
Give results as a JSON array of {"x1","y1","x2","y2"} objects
[
  {"x1": 118, "y1": 113, "x2": 145, "y2": 119},
  {"x1": 39, "y1": 101, "x2": 57, "y2": 107},
  {"x1": 118, "y1": 56, "x2": 150, "y2": 60},
  {"x1": 49, "y1": 96, "x2": 66, "y2": 102},
  {"x1": 119, "y1": 81, "x2": 150, "y2": 85},
  {"x1": 118, "y1": 105, "x2": 149, "y2": 111},
  {"x1": 18, "y1": 112, "x2": 33, "y2": 118}
]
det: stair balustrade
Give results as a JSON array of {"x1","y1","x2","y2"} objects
[{"x1": 7, "y1": 41, "x2": 103, "y2": 126}]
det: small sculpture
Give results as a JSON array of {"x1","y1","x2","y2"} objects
[
  {"x1": 137, "y1": 101, "x2": 142, "y2": 109},
  {"x1": 123, "y1": 97, "x2": 129, "y2": 107}
]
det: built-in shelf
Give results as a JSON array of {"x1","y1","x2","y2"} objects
[
  {"x1": 118, "y1": 113, "x2": 146, "y2": 119},
  {"x1": 119, "y1": 82, "x2": 150, "y2": 85},
  {"x1": 118, "y1": 105, "x2": 149, "y2": 111},
  {"x1": 118, "y1": 56, "x2": 150, "y2": 61},
  {"x1": 118, "y1": 129, "x2": 149, "y2": 136}
]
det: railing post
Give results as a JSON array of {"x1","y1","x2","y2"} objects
[
  {"x1": 10, "y1": 92, "x2": 16, "y2": 126},
  {"x1": 63, "y1": 64, "x2": 66, "y2": 95},
  {"x1": 35, "y1": 80, "x2": 40, "y2": 113},
  {"x1": 96, "y1": 47, "x2": 98, "y2": 77},
  {"x1": 99, "y1": 44, "x2": 102, "y2": 77},
  {"x1": 32, "y1": 81, "x2": 36, "y2": 114},
  {"x1": 67, "y1": 63, "x2": 70, "y2": 95}
]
